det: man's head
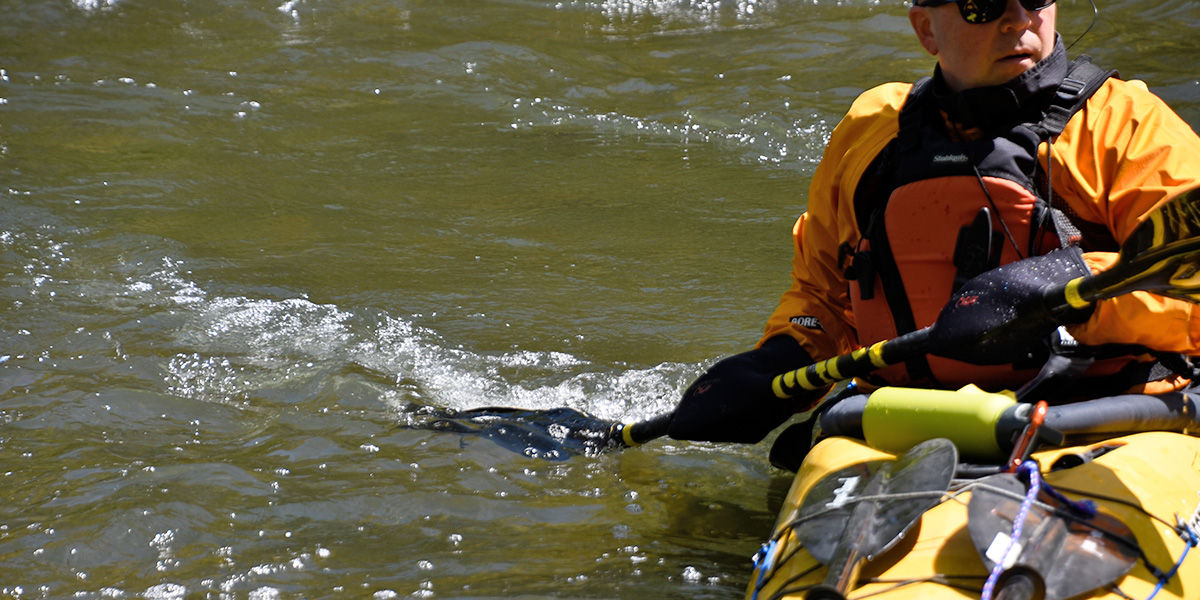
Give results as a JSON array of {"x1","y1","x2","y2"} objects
[{"x1": 909, "y1": 0, "x2": 1058, "y2": 92}]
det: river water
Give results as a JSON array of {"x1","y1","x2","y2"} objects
[{"x1": 1, "y1": 0, "x2": 1197, "y2": 597}]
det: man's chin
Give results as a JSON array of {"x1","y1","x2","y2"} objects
[{"x1": 983, "y1": 58, "x2": 1038, "y2": 86}]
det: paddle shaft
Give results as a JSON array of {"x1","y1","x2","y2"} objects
[
  {"x1": 619, "y1": 262, "x2": 1191, "y2": 446},
  {"x1": 806, "y1": 548, "x2": 864, "y2": 600},
  {"x1": 616, "y1": 266, "x2": 1147, "y2": 448},
  {"x1": 614, "y1": 187, "x2": 1200, "y2": 448},
  {"x1": 807, "y1": 486, "x2": 881, "y2": 600},
  {"x1": 771, "y1": 254, "x2": 1200, "y2": 399},
  {"x1": 772, "y1": 328, "x2": 934, "y2": 398},
  {"x1": 609, "y1": 411, "x2": 674, "y2": 446}
]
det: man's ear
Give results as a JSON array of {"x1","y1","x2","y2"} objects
[{"x1": 909, "y1": 6, "x2": 940, "y2": 56}]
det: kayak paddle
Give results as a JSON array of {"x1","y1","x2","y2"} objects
[
  {"x1": 750, "y1": 438, "x2": 957, "y2": 600},
  {"x1": 420, "y1": 186, "x2": 1200, "y2": 457},
  {"x1": 634, "y1": 185, "x2": 1200, "y2": 448}
]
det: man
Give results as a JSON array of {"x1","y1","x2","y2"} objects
[{"x1": 665, "y1": 0, "x2": 1200, "y2": 445}]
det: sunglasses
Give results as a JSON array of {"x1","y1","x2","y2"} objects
[{"x1": 913, "y1": 0, "x2": 1056, "y2": 24}]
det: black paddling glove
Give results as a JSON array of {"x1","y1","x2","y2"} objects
[
  {"x1": 668, "y1": 335, "x2": 816, "y2": 444},
  {"x1": 929, "y1": 245, "x2": 1094, "y2": 365}
]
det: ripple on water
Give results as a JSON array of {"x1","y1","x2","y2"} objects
[{"x1": 0, "y1": 1, "x2": 957, "y2": 596}]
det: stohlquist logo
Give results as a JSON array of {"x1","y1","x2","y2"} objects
[{"x1": 932, "y1": 153, "x2": 969, "y2": 164}]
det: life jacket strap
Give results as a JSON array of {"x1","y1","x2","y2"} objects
[{"x1": 1033, "y1": 55, "x2": 1118, "y2": 141}]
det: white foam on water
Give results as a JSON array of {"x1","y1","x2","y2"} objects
[
  {"x1": 150, "y1": 529, "x2": 180, "y2": 572},
  {"x1": 143, "y1": 583, "x2": 186, "y2": 600},
  {"x1": 126, "y1": 257, "x2": 692, "y2": 422},
  {"x1": 570, "y1": 0, "x2": 779, "y2": 29},
  {"x1": 354, "y1": 314, "x2": 686, "y2": 420},
  {"x1": 215, "y1": 550, "x2": 319, "y2": 593},
  {"x1": 505, "y1": 98, "x2": 830, "y2": 171},
  {"x1": 248, "y1": 586, "x2": 281, "y2": 600},
  {"x1": 2, "y1": 217, "x2": 689, "y2": 423},
  {"x1": 71, "y1": 0, "x2": 119, "y2": 12},
  {"x1": 192, "y1": 296, "x2": 354, "y2": 357}
]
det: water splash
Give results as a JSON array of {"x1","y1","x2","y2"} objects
[
  {"x1": 71, "y1": 0, "x2": 119, "y2": 12},
  {"x1": 108, "y1": 256, "x2": 693, "y2": 423},
  {"x1": 570, "y1": 0, "x2": 780, "y2": 32},
  {"x1": 505, "y1": 96, "x2": 830, "y2": 171},
  {"x1": 0, "y1": 200, "x2": 689, "y2": 426}
]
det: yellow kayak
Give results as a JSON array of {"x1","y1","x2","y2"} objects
[
  {"x1": 748, "y1": 389, "x2": 1200, "y2": 600},
  {"x1": 739, "y1": 188, "x2": 1200, "y2": 599}
]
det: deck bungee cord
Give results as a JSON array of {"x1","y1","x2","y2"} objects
[
  {"x1": 980, "y1": 461, "x2": 1058, "y2": 600},
  {"x1": 1145, "y1": 522, "x2": 1198, "y2": 600}
]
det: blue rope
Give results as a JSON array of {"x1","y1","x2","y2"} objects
[
  {"x1": 1040, "y1": 476, "x2": 1097, "y2": 519},
  {"x1": 977, "y1": 460, "x2": 1197, "y2": 600},
  {"x1": 750, "y1": 538, "x2": 779, "y2": 600},
  {"x1": 981, "y1": 460, "x2": 1042, "y2": 600},
  {"x1": 1145, "y1": 521, "x2": 1199, "y2": 600}
]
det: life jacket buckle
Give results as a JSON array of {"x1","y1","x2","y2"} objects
[{"x1": 1055, "y1": 77, "x2": 1087, "y2": 103}]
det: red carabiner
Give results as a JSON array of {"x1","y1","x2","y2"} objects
[{"x1": 1005, "y1": 400, "x2": 1048, "y2": 472}]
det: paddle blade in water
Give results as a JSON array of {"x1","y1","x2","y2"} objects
[{"x1": 405, "y1": 406, "x2": 623, "y2": 461}]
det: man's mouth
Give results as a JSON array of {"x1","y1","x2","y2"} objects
[{"x1": 1001, "y1": 50, "x2": 1035, "y2": 62}]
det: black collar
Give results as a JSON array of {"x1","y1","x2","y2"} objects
[{"x1": 931, "y1": 36, "x2": 1068, "y2": 132}]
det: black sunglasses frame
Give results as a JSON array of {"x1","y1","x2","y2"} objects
[{"x1": 914, "y1": 0, "x2": 1057, "y2": 24}]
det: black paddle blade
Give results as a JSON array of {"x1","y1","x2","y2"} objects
[
  {"x1": 1081, "y1": 186, "x2": 1200, "y2": 303},
  {"x1": 967, "y1": 472, "x2": 1138, "y2": 600},
  {"x1": 793, "y1": 438, "x2": 959, "y2": 564},
  {"x1": 405, "y1": 406, "x2": 623, "y2": 461}
]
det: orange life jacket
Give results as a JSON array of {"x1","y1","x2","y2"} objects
[{"x1": 844, "y1": 57, "x2": 1115, "y2": 390}]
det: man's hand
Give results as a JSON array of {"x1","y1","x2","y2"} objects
[
  {"x1": 667, "y1": 336, "x2": 817, "y2": 443},
  {"x1": 929, "y1": 246, "x2": 1093, "y2": 365}
]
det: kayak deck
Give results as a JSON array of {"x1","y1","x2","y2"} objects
[{"x1": 748, "y1": 432, "x2": 1200, "y2": 599}]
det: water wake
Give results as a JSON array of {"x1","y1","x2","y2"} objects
[{"x1": 118, "y1": 251, "x2": 689, "y2": 424}]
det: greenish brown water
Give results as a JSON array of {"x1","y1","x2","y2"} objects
[{"x1": 1, "y1": 0, "x2": 1197, "y2": 597}]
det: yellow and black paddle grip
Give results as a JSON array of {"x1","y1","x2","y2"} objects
[
  {"x1": 609, "y1": 411, "x2": 675, "y2": 447},
  {"x1": 771, "y1": 340, "x2": 891, "y2": 399}
]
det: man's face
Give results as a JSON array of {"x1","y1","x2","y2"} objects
[{"x1": 910, "y1": 0, "x2": 1058, "y2": 92}]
